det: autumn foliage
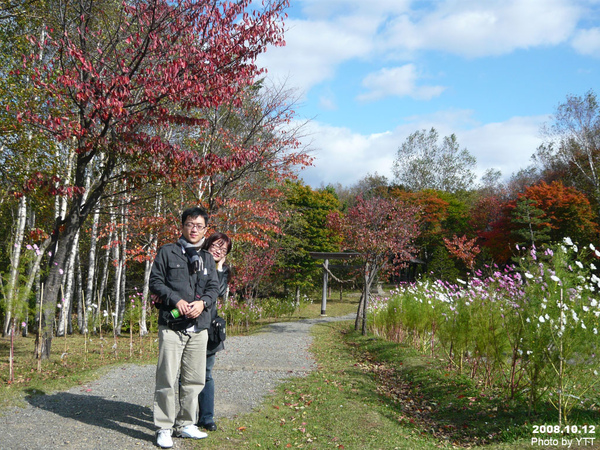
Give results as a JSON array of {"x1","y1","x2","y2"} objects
[
  {"x1": 443, "y1": 234, "x2": 481, "y2": 271},
  {"x1": 328, "y1": 195, "x2": 421, "y2": 333},
  {"x1": 479, "y1": 180, "x2": 598, "y2": 264},
  {"x1": 12, "y1": 0, "x2": 292, "y2": 355}
]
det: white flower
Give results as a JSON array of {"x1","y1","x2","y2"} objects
[
  {"x1": 551, "y1": 275, "x2": 561, "y2": 283},
  {"x1": 592, "y1": 264, "x2": 597, "y2": 270},
  {"x1": 583, "y1": 306, "x2": 589, "y2": 312},
  {"x1": 573, "y1": 245, "x2": 578, "y2": 252},
  {"x1": 541, "y1": 303, "x2": 546, "y2": 309},
  {"x1": 527, "y1": 350, "x2": 533, "y2": 355},
  {"x1": 581, "y1": 322, "x2": 587, "y2": 329},
  {"x1": 525, "y1": 273, "x2": 534, "y2": 279},
  {"x1": 591, "y1": 244, "x2": 596, "y2": 251},
  {"x1": 591, "y1": 299, "x2": 598, "y2": 307},
  {"x1": 457, "y1": 278, "x2": 466, "y2": 285},
  {"x1": 594, "y1": 328, "x2": 598, "y2": 335},
  {"x1": 576, "y1": 261, "x2": 584, "y2": 269},
  {"x1": 545, "y1": 313, "x2": 550, "y2": 320},
  {"x1": 526, "y1": 317, "x2": 531, "y2": 323},
  {"x1": 564, "y1": 237, "x2": 574, "y2": 246},
  {"x1": 596, "y1": 249, "x2": 600, "y2": 258},
  {"x1": 539, "y1": 315, "x2": 546, "y2": 323}
]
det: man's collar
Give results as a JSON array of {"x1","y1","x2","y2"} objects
[{"x1": 179, "y1": 235, "x2": 205, "y2": 250}]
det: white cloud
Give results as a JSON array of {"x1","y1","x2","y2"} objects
[
  {"x1": 357, "y1": 64, "x2": 446, "y2": 101},
  {"x1": 300, "y1": 122, "x2": 398, "y2": 187},
  {"x1": 257, "y1": 17, "x2": 376, "y2": 94},
  {"x1": 300, "y1": 113, "x2": 547, "y2": 187},
  {"x1": 295, "y1": 0, "x2": 412, "y2": 19},
  {"x1": 572, "y1": 27, "x2": 600, "y2": 56},
  {"x1": 382, "y1": 0, "x2": 582, "y2": 57},
  {"x1": 458, "y1": 115, "x2": 548, "y2": 180},
  {"x1": 259, "y1": 0, "x2": 588, "y2": 98}
]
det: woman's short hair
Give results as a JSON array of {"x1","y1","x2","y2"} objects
[{"x1": 202, "y1": 232, "x2": 232, "y2": 255}]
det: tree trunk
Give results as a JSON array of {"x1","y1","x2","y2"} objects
[
  {"x1": 97, "y1": 228, "x2": 113, "y2": 328},
  {"x1": 23, "y1": 238, "x2": 51, "y2": 317},
  {"x1": 3, "y1": 195, "x2": 28, "y2": 336},
  {"x1": 140, "y1": 231, "x2": 158, "y2": 336},
  {"x1": 355, "y1": 262, "x2": 369, "y2": 331},
  {"x1": 362, "y1": 279, "x2": 370, "y2": 336},
  {"x1": 75, "y1": 252, "x2": 83, "y2": 332},
  {"x1": 115, "y1": 199, "x2": 129, "y2": 333},
  {"x1": 140, "y1": 258, "x2": 152, "y2": 336},
  {"x1": 37, "y1": 210, "x2": 82, "y2": 359},
  {"x1": 84, "y1": 207, "x2": 101, "y2": 333},
  {"x1": 356, "y1": 261, "x2": 377, "y2": 335},
  {"x1": 57, "y1": 229, "x2": 81, "y2": 336},
  {"x1": 111, "y1": 222, "x2": 122, "y2": 335},
  {"x1": 140, "y1": 192, "x2": 162, "y2": 336}
]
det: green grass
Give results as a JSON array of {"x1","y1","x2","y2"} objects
[
  {"x1": 4, "y1": 296, "x2": 596, "y2": 449},
  {"x1": 188, "y1": 321, "x2": 598, "y2": 450},
  {"x1": 200, "y1": 321, "x2": 444, "y2": 450}
]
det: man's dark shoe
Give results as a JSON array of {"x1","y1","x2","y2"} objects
[{"x1": 201, "y1": 422, "x2": 218, "y2": 431}]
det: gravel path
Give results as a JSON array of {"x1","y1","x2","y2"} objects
[{"x1": 0, "y1": 314, "x2": 354, "y2": 449}]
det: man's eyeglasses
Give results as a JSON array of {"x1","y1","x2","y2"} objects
[{"x1": 184, "y1": 223, "x2": 206, "y2": 230}]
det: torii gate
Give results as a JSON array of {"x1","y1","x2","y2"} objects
[{"x1": 309, "y1": 252, "x2": 360, "y2": 316}]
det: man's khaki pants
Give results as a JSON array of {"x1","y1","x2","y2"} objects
[{"x1": 154, "y1": 326, "x2": 208, "y2": 431}]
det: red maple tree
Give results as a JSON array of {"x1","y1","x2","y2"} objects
[
  {"x1": 17, "y1": 0, "x2": 289, "y2": 357},
  {"x1": 328, "y1": 195, "x2": 421, "y2": 334},
  {"x1": 443, "y1": 234, "x2": 481, "y2": 272}
]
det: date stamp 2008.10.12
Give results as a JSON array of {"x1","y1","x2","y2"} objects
[{"x1": 530, "y1": 424, "x2": 596, "y2": 447}]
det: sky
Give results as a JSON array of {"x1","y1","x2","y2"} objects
[{"x1": 256, "y1": 0, "x2": 600, "y2": 189}]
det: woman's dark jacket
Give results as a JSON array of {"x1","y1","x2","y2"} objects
[
  {"x1": 149, "y1": 242, "x2": 219, "y2": 331},
  {"x1": 207, "y1": 265, "x2": 230, "y2": 355}
]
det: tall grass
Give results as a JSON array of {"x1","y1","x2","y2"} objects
[{"x1": 369, "y1": 238, "x2": 600, "y2": 424}]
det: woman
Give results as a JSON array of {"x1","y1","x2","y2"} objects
[{"x1": 197, "y1": 232, "x2": 232, "y2": 432}]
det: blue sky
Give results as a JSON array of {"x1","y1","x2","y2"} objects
[{"x1": 256, "y1": 0, "x2": 600, "y2": 188}]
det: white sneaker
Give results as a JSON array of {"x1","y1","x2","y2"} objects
[
  {"x1": 177, "y1": 424, "x2": 208, "y2": 439},
  {"x1": 156, "y1": 429, "x2": 173, "y2": 448}
]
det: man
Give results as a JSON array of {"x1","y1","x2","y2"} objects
[{"x1": 149, "y1": 206, "x2": 219, "y2": 448}]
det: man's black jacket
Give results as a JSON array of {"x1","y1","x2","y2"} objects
[{"x1": 149, "y1": 242, "x2": 219, "y2": 330}]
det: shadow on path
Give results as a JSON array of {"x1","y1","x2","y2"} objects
[{"x1": 25, "y1": 390, "x2": 154, "y2": 442}]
